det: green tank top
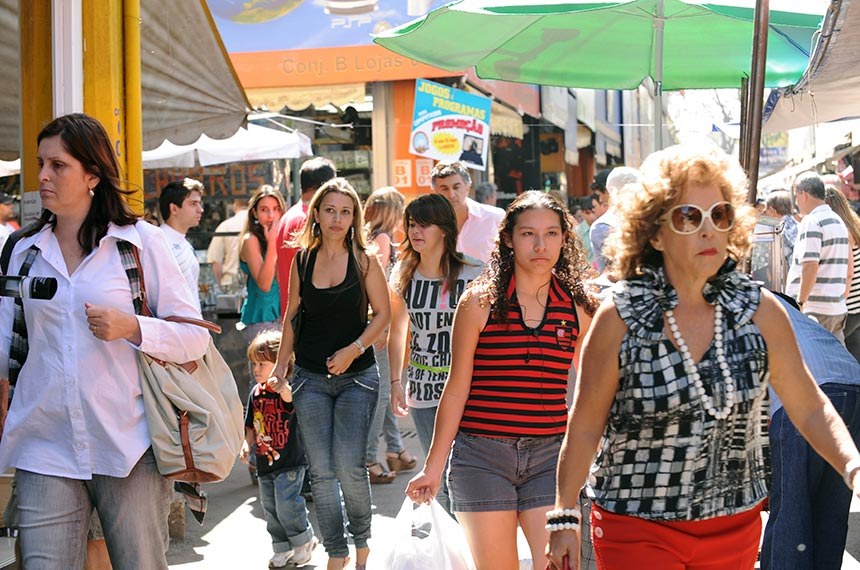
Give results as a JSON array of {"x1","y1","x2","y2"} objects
[{"x1": 239, "y1": 260, "x2": 280, "y2": 325}]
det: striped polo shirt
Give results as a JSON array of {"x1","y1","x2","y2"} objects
[
  {"x1": 785, "y1": 204, "x2": 850, "y2": 316},
  {"x1": 460, "y1": 274, "x2": 579, "y2": 437}
]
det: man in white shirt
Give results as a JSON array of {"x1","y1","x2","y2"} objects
[
  {"x1": 158, "y1": 178, "x2": 204, "y2": 309},
  {"x1": 786, "y1": 172, "x2": 851, "y2": 341},
  {"x1": 590, "y1": 167, "x2": 641, "y2": 274},
  {"x1": 431, "y1": 162, "x2": 504, "y2": 263},
  {"x1": 206, "y1": 198, "x2": 248, "y2": 292}
]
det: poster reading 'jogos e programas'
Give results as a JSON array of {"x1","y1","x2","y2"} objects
[{"x1": 409, "y1": 79, "x2": 492, "y2": 171}]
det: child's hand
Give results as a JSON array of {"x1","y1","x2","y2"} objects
[
  {"x1": 240, "y1": 441, "x2": 250, "y2": 464},
  {"x1": 278, "y1": 383, "x2": 293, "y2": 403},
  {"x1": 266, "y1": 375, "x2": 289, "y2": 394}
]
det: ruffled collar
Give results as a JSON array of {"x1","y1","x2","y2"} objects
[{"x1": 612, "y1": 259, "x2": 761, "y2": 341}]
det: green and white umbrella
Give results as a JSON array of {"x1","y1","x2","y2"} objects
[{"x1": 374, "y1": 0, "x2": 826, "y2": 148}]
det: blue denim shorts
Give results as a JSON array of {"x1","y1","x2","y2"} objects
[{"x1": 447, "y1": 431, "x2": 563, "y2": 513}]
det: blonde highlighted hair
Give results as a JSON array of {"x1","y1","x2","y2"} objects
[
  {"x1": 605, "y1": 143, "x2": 757, "y2": 281},
  {"x1": 246, "y1": 329, "x2": 281, "y2": 363},
  {"x1": 364, "y1": 186, "x2": 405, "y2": 238}
]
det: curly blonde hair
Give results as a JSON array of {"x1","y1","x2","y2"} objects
[
  {"x1": 606, "y1": 143, "x2": 757, "y2": 281},
  {"x1": 471, "y1": 190, "x2": 597, "y2": 322}
]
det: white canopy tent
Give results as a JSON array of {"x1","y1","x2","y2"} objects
[
  {"x1": 142, "y1": 124, "x2": 313, "y2": 169},
  {"x1": 763, "y1": 0, "x2": 860, "y2": 133}
]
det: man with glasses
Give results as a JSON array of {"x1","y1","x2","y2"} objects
[{"x1": 786, "y1": 172, "x2": 850, "y2": 342}]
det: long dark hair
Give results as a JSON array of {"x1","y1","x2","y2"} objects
[
  {"x1": 37, "y1": 113, "x2": 137, "y2": 253},
  {"x1": 471, "y1": 190, "x2": 597, "y2": 323},
  {"x1": 394, "y1": 194, "x2": 470, "y2": 297},
  {"x1": 241, "y1": 184, "x2": 286, "y2": 257}
]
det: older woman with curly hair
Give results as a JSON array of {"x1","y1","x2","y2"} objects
[
  {"x1": 547, "y1": 144, "x2": 860, "y2": 570},
  {"x1": 407, "y1": 190, "x2": 596, "y2": 569}
]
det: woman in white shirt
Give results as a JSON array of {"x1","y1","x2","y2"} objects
[{"x1": 0, "y1": 113, "x2": 209, "y2": 569}]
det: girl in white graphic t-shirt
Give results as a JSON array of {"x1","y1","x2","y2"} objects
[{"x1": 388, "y1": 194, "x2": 483, "y2": 512}]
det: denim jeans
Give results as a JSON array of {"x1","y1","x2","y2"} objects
[
  {"x1": 16, "y1": 448, "x2": 171, "y2": 570},
  {"x1": 411, "y1": 405, "x2": 451, "y2": 513},
  {"x1": 259, "y1": 466, "x2": 314, "y2": 553},
  {"x1": 365, "y1": 347, "x2": 406, "y2": 464},
  {"x1": 761, "y1": 383, "x2": 860, "y2": 570},
  {"x1": 291, "y1": 365, "x2": 378, "y2": 558}
]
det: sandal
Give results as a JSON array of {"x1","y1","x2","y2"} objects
[
  {"x1": 367, "y1": 463, "x2": 396, "y2": 484},
  {"x1": 386, "y1": 450, "x2": 418, "y2": 473}
]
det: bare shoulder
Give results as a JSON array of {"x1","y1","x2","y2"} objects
[
  {"x1": 591, "y1": 297, "x2": 627, "y2": 335},
  {"x1": 752, "y1": 289, "x2": 792, "y2": 338},
  {"x1": 456, "y1": 286, "x2": 492, "y2": 322}
]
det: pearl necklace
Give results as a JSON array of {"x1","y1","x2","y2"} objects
[{"x1": 665, "y1": 304, "x2": 735, "y2": 420}]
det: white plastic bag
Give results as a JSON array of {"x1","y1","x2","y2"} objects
[{"x1": 379, "y1": 498, "x2": 475, "y2": 570}]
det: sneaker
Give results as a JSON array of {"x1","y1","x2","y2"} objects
[
  {"x1": 290, "y1": 537, "x2": 318, "y2": 566},
  {"x1": 268, "y1": 551, "x2": 293, "y2": 569}
]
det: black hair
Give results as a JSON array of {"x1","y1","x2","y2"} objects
[
  {"x1": 300, "y1": 157, "x2": 337, "y2": 194},
  {"x1": 158, "y1": 179, "x2": 203, "y2": 222}
]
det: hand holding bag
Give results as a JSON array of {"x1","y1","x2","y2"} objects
[
  {"x1": 119, "y1": 241, "x2": 244, "y2": 483},
  {"x1": 377, "y1": 498, "x2": 475, "y2": 570}
]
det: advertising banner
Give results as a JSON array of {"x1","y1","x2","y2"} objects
[{"x1": 409, "y1": 79, "x2": 491, "y2": 171}]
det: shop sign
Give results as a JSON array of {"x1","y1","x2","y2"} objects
[
  {"x1": 213, "y1": 1, "x2": 455, "y2": 87},
  {"x1": 416, "y1": 159, "x2": 434, "y2": 187},
  {"x1": 392, "y1": 159, "x2": 413, "y2": 188},
  {"x1": 410, "y1": 79, "x2": 492, "y2": 171}
]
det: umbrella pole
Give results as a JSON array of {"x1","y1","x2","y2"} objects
[
  {"x1": 654, "y1": 0, "x2": 665, "y2": 150},
  {"x1": 746, "y1": 0, "x2": 770, "y2": 203}
]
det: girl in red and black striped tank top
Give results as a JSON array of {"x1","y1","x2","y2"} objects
[{"x1": 406, "y1": 191, "x2": 596, "y2": 570}]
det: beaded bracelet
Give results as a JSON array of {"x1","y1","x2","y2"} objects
[
  {"x1": 545, "y1": 520, "x2": 581, "y2": 532},
  {"x1": 545, "y1": 508, "x2": 581, "y2": 521},
  {"x1": 545, "y1": 508, "x2": 581, "y2": 532}
]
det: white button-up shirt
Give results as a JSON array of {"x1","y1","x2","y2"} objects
[
  {"x1": 161, "y1": 223, "x2": 200, "y2": 310},
  {"x1": 0, "y1": 221, "x2": 209, "y2": 479},
  {"x1": 458, "y1": 198, "x2": 505, "y2": 263}
]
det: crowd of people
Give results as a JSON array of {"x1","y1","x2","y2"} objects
[{"x1": 2, "y1": 111, "x2": 860, "y2": 570}]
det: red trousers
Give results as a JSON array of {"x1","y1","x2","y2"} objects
[{"x1": 591, "y1": 502, "x2": 763, "y2": 570}]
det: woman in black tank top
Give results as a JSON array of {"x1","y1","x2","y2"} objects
[{"x1": 268, "y1": 179, "x2": 391, "y2": 570}]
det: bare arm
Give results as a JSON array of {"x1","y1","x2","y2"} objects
[
  {"x1": 388, "y1": 291, "x2": 410, "y2": 416},
  {"x1": 572, "y1": 302, "x2": 593, "y2": 371},
  {"x1": 548, "y1": 300, "x2": 626, "y2": 569},
  {"x1": 405, "y1": 289, "x2": 488, "y2": 503},
  {"x1": 270, "y1": 255, "x2": 302, "y2": 383},
  {"x1": 211, "y1": 261, "x2": 224, "y2": 284},
  {"x1": 758, "y1": 290, "x2": 860, "y2": 478},
  {"x1": 798, "y1": 260, "x2": 819, "y2": 306},
  {"x1": 241, "y1": 231, "x2": 278, "y2": 293},
  {"x1": 373, "y1": 233, "x2": 392, "y2": 269}
]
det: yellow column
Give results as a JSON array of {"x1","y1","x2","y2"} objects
[
  {"x1": 19, "y1": 0, "x2": 54, "y2": 199},
  {"x1": 82, "y1": 0, "x2": 144, "y2": 214}
]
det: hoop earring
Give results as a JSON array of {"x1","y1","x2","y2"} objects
[{"x1": 312, "y1": 222, "x2": 320, "y2": 237}]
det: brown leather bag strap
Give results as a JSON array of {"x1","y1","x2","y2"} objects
[{"x1": 123, "y1": 241, "x2": 221, "y2": 334}]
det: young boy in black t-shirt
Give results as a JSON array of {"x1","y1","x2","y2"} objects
[{"x1": 241, "y1": 330, "x2": 316, "y2": 568}]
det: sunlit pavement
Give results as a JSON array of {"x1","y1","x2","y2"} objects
[{"x1": 167, "y1": 413, "x2": 860, "y2": 569}]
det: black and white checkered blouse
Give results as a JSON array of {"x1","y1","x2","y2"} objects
[{"x1": 593, "y1": 261, "x2": 770, "y2": 521}]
